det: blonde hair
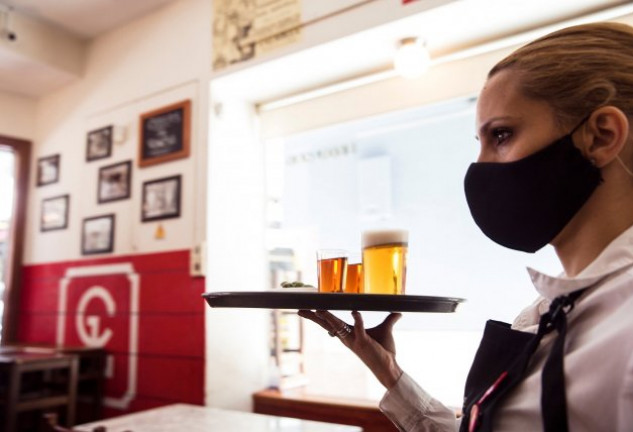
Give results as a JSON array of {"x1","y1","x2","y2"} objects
[{"x1": 489, "y1": 22, "x2": 633, "y2": 128}]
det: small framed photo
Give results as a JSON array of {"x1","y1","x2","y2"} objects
[
  {"x1": 98, "y1": 160, "x2": 132, "y2": 204},
  {"x1": 139, "y1": 100, "x2": 191, "y2": 167},
  {"x1": 86, "y1": 125, "x2": 113, "y2": 162},
  {"x1": 141, "y1": 175, "x2": 181, "y2": 222},
  {"x1": 40, "y1": 194, "x2": 69, "y2": 232},
  {"x1": 82, "y1": 214, "x2": 115, "y2": 255},
  {"x1": 37, "y1": 154, "x2": 60, "y2": 186}
]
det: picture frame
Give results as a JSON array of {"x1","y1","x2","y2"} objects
[
  {"x1": 86, "y1": 125, "x2": 113, "y2": 162},
  {"x1": 138, "y1": 100, "x2": 191, "y2": 167},
  {"x1": 98, "y1": 160, "x2": 132, "y2": 204},
  {"x1": 40, "y1": 194, "x2": 69, "y2": 232},
  {"x1": 82, "y1": 214, "x2": 115, "y2": 255},
  {"x1": 141, "y1": 175, "x2": 181, "y2": 222},
  {"x1": 37, "y1": 154, "x2": 60, "y2": 186}
]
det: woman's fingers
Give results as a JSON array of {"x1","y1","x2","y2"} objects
[
  {"x1": 351, "y1": 311, "x2": 365, "y2": 333},
  {"x1": 298, "y1": 309, "x2": 334, "y2": 333},
  {"x1": 298, "y1": 310, "x2": 350, "y2": 335},
  {"x1": 315, "y1": 310, "x2": 351, "y2": 333},
  {"x1": 382, "y1": 312, "x2": 402, "y2": 330},
  {"x1": 297, "y1": 310, "x2": 355, "y2": 341}
]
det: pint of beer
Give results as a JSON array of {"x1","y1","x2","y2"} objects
[
  {"x1": 362, "y1": 230, "x2": 408, "y2": 295},
  {"x1": 317, "y1": 249, "x2": 347, "y2": 293}
]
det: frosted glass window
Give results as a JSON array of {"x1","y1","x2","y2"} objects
[
  {"x1": 0, "y1": 148, "x2": 15, "y2": 342},
  {"x1": 265, "y1": 97, "x2": 562, "y2": 331}
]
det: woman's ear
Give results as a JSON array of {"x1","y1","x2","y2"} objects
[{"x1": 581, "y1": 106, "x2": 630, "y2": 167}]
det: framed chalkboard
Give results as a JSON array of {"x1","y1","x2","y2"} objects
[{"x1": 138, "y1": 100, "x2": 191, "y2": 167}]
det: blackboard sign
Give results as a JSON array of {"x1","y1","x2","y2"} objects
[{"x1": 139, "y1": 100, "x2": 191, "y2": 167}]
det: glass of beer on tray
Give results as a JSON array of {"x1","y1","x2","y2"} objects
[
  {"x1": 344, "y1": 252, "x2": 363, "y2": 293},
  {"x1": 317, "y1": 249, "x2": 347, "y2": 293},
  {"x1": 362, "y1": 229, "x2": 408, "y2": 295}
]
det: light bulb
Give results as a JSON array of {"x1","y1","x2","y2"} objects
[{"x1": 394, "y1": 37, "x2": 431, "y2": 79}]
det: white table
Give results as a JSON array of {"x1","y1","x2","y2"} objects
[{"x1": 77, "y1": 403, "x2": 362, "y2": 432}]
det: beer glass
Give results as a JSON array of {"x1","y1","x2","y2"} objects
[
  {"x1": 317, "y1": 249, "x2": 347, "y2": 293},
  {"x1": 362, "y1": 229, "x2": 408, "y2": 294},
  {"x1": 344, "y1": 252, "x2": 363, "y2": 293}
]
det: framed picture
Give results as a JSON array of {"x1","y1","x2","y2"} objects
[
  {"x1": 82, "y1": 214, "x2": 115, "y2": 255},
  {"x1": 37, "y1": 154, "x2": 60, "y2": 186},
  {"x1": 138, "y1": 100, "x2": 191, "y2": 167},
  {"x1": 98, "y1": 160, "x2": 132, "y2": 203},
  {"x1": 40, "y1": 194, "x2": 69, "y2": 232},
  {"x1": 141, "y1": 175, "x2": 181, "y2": 222},
  {"x1": 86, "y1": 125, "x2": 113, "y2": 162}
]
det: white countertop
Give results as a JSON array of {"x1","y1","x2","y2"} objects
[{"x1": 77, "y1": 403, "x2": 362, "y2": 432}]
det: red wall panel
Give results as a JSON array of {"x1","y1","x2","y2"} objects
[{"x1": 17, "y1": 249, "x2": 205, "y2": 417}]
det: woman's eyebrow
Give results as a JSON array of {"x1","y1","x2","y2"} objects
[{"x1": 478, "y1": 116, "x2": 518, "y2": 136}]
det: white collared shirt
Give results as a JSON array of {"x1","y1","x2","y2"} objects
[{"x1": 380, "y1": 224, "x2": 633, "y2": 431}]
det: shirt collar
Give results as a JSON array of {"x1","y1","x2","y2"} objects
[{"x1": 527, "y1": 223, "x2": 633, "y2": 300}]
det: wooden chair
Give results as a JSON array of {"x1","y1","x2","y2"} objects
[
  {"x1": 2, "y1": 344, "x2": 106, "y2": 425},
  {"x1": 0, "y1": 347, "x2": 78, "y2": 432}
]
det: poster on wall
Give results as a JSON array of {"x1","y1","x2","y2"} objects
[
  {"x1": 82, "y1": 214, "x2": 115, "y2": 255},
  {"x1": 138, "y1": 100, "x2": 191, "y2": 167},
  {"x1": 86, "y1": 125, "x2": 113, "y2": 162},
  {"x1": 212, "y1": 0, "x2": 301, "y2": 71},
  {"x1": 98, "y1": 161, "x2": 132, "y2": 203},
  {"x1": 37, "y1": 154, "x2": 60, "y2": 187},
  {"x1": 40, "y1": 194, "x2": 69, "y2": 232},
  {"x1": 141, "y1": 175, "x2": 181, "y2": 222}
]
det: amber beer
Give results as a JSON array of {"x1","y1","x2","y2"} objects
[
  {"x1": 317, "y1": 250, "x2": 347, "y2": 293},
  {"x1": 362, "y1": 230, "x2": 408, "y2": 295},
  {"x1": 345, "y1": 262, "x2": 363, "y2": 293}
]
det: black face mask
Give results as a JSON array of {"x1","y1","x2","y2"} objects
[{"x1": 464, "y1": 120, "x2": 602, "y2": 253}]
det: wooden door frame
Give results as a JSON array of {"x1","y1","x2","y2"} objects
[{"x1": 1, "y1": 135, "x2": 31, "y2": 344}]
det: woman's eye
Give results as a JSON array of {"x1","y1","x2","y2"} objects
[{"x1": 491, "y1": 128, "x2": 512, "y2": 146}]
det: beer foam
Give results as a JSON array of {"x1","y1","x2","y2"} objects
[{"x1": 362, "y1": 229, "x2": 408, "y2": 248}]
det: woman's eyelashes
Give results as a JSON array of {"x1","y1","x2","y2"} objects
[{"x1": 491, "y1": 127, "x2": 513, "y2": 146}]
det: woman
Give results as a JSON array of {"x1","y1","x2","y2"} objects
[{"x1": 299, "y1": 22, "x2": 633, "y2": 431}]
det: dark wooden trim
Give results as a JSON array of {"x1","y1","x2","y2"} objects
[
  {"x1": 0, "y1": 135, "x2": 31, "y2": 344},
  {"x1": 253, "y1": 389, "x2": 398, "y2": 432}
]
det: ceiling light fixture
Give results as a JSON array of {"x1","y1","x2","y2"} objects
[
  {"x1": 393, "y1": 37, "x2": 430, "y2": 79},
  {"x1": 0, "y1": 5, "x2": 17, "y2": 42},
  {"x1": 258, "y1": 3, "x2": 633, "y2": 111}
]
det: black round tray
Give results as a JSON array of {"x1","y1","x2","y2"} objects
[{"x1": 203, "y1": 291, "x2": 465, "y2": 313}]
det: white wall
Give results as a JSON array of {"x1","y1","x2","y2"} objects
[
  {"x1": 0, "y1": 92, "x2": 36, "y2": 141},
  {"x1": 24, "y1": 0, "x2": 211, "y2": 264},
  {"x1": 204, "y1": 96, "x2": 270, "y2": 409}
]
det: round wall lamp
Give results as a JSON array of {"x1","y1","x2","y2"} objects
[{"x1": 393, "y1": 37, "x2": 431, "y2": 79}]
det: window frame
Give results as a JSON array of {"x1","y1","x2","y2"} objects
[{"x1": 0, "y1": 135, "x2": 31, "y2": 344}]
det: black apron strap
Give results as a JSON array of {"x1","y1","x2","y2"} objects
[
  {"x1": 461, "y1": 288, "x2": 586, "y2": 432},
  {"x1": 539, "y1": 289, "x2": 584, "y2": 432}
]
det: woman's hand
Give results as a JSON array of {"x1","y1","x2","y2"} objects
[{"x1": 297, "y1": 309, "x2": 403, "y2": 389}]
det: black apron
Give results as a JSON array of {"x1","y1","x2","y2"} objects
[{"x1": 459, "y1": 289, "x2": 586, "y2": 432}]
